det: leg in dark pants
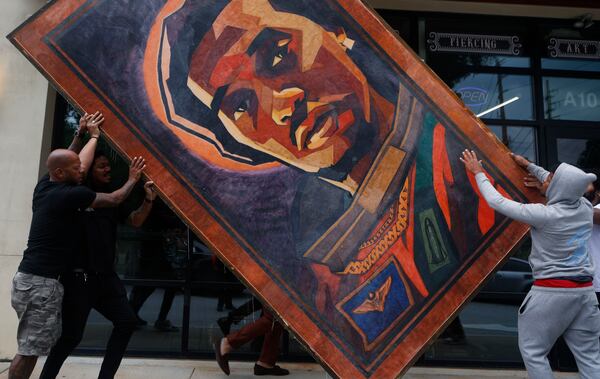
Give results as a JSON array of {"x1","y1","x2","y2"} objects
[
  {"x1": 157, "y1": 288, "x2": 176, "y2": 322},
  {"x1": 95, "y1": 273, "x2": 138, "y2": 379},
  {"x1": 129, "y1": 286, "x2": 154, "y2": 315},
  {"x1": 40, "y1": 274, "x2": 92, "y2": 379}
]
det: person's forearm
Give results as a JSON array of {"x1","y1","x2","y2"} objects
[
  {"x1": 128, "y1": 201, "x2": 153, "y2": 227},
  {"x1": 68, "y1": 133, "x2": 84, "y2": 153},
  {"x1": 79, "y1": 137, "x2": 98, "y2": 176},
  {"x1": 527, "y1": 163, "x2": 551, "y2": 183},
  {"x1": 594, "y1": 209, "x2": 600, "y2": 225},
  {"x1": 92, "y1": 178, "x2": 138, "y2": 208},
  {"x1": 111, "y1": 178, "x2": 138, "y2": 205},
  {"x1": 475, "y1": 172, "x2": 546, "y2": 227}
]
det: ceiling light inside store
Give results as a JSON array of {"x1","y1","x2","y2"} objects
[{"x1": 476, "y1": 97, "x2": 519, "y2": 118}]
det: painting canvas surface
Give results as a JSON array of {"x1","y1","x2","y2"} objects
[{"x1": 9, "y1": 1, "x2": 538, "y2": 377}]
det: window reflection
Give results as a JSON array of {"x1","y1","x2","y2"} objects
[
  {"x1": 426, "y1": 301, "x2": 522, "y2": 363},
  {"x1": 116, "y1": 198, "x2": 188, "y2": 280},
  {"x1": 557, "y1": 138, "x2": 600, "y2": 169},
  {"x1": 78, "y1": 285, "x2": 184, "y2": 353},
  {"x1": 432, "y1": 54, "x2": 530, "y2": 69},
  {"x1": 451, "y1": 74, "x2": 533, "y2": 120},
  {"x1": 488, "y1": 125, "x2": 537, "y2": 163},
  {"x1": 543, "y1": 77, "x2": 600, "y2": 121},
  {"x1": 542, "y1": 58, "x2": 600, "y2": 73}
]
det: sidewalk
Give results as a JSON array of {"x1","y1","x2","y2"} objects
[{"x1": 0, "y1": 357, "x2": 579, "y2": 378}]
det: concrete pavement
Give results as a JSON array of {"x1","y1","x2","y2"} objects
[{"x1": 0, "y1": 357, "x2": 580, "y2": 378}]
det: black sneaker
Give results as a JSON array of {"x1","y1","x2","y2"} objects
[
  {"x1": 217, "y1": 317, "x2": 232, "y2": 336},
  {"x1": 254, "y1": 364, "x2": 290, "y2": 376}
]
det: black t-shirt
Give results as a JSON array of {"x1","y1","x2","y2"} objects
[
  {"x1": 79, "y1": 204, "x2": 130, "y2": 273},
  {"x1": 19, "y1": 175, "x2": 96, "y2": 278}
]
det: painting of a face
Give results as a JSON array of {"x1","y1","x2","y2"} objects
[
  {"x1": 187, "y1": 0, "x2": 371, "y2": 172},
  {"x1": 10, "y1": 0, "x2": 539, "y2": 376}
]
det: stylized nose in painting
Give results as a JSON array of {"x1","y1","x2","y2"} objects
[{"x1": 272, "y1": 87, "x2": 305, "y2": 126}]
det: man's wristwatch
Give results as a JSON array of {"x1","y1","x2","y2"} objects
[{"x1": 74, "y1": 129, "x2": 83, "y2": 138}]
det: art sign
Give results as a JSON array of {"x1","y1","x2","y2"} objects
[
  {"x1": 9, "y1": 1, "x2": 539, "y2": 377},
  {"x1": 548, "y1": 38, "x2": 600, "y2": 60}
]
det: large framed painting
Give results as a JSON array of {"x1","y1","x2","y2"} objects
[{"x1": 9, "y1": 1, "x2": 540, "y2": 377}]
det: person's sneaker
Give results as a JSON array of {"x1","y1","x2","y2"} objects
[
  {"x1": 217, "y1": 317, "x2": 232, "y2": 336},
  {"x1": 254, "y1": 364, "x2": 290, "y2": 376},
  {"x1": 154, "y1": 319, "x2": 179, "y2": 332}
]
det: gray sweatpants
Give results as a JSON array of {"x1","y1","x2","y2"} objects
[{"x1": 518, "y1": 286, "x2": 600, "y2": 379}]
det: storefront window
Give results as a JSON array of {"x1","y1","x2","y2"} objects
[
  {"x1": 488, "y1": 125, "x2": 537, "y2": 163},
  {"x1": 78, "y1": 285, "x2": 185, "y2": 353},
  {"x1": 543, "y1": 77, "x2": 600, "y2": 122},
  {"x1": 424, "y1": 300, "x2": 522, "y2": 364},
  {"x1": 116, "y1": 201, "x2": 188, "y2": 281},
  {"x1": 542, "y1": 58, "x2": 600, "y2": 73},
  {"x1": 433, "y1": 54, "x2": 530, "y2": 69},
  {"x1": 557, "y1": 138, "x2": 600, "y2": 169},
  {"x1": 452, "y1": 74, "x2": 534, "y2": 120}
]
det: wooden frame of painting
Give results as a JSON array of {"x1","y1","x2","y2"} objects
[{"x1": 8, "y1": 1, "x2": 541, "y2": 377}]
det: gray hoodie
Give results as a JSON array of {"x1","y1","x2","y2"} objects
[{"x1": 475, "y1": 162, "x2": 596, "y2": 280}]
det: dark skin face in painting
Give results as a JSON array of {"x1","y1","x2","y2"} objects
[{"x1": 187, "y1": 0, "x2": 393, "y2": 177}]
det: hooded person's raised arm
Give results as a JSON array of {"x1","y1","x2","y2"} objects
[
  {"x1": 527, "y1": 163, "x2": 551, "y2": 184},
  {"x1": 510, "y1": 153, "x2": 551, "y2": 184},
  {"x1": 475, "y1": 171, "x2": 548, "y2": 228},
  {"x1": 462, "y1": 150, "x2": 548, "y2": 229}
]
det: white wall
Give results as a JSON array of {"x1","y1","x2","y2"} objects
[{"x1": 0, "y1": 0, "x2": 54, "y2": 359}]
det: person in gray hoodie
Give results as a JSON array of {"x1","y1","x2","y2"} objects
[{"x1": 461, "y1": 149, "x2": 600, "y2": 379}]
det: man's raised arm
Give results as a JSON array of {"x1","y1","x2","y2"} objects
[
  {"x1": 127, "y1": 181, "x2": 157, "y2": 227},
  {"x1": 78, "y1": 112, "x2": 104, "y2": 177},
  {"x1": 91, "y1": 156, "x2": 146, "y2": 208},
  {"x1": 67, "y1": 112, "x2": 91, "y2": 153},
  {"x1": 461, "y1": 150, "x2": 548, "y2": 229}
]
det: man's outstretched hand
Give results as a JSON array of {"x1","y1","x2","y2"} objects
[
  {"x1": 460, "y1": 149, "x2": 484, "y2": 175},
  {"x1": 78, "y1": 112, "x2": 92, "y2": 135},
  {"x1": 510, "y1": 153, "x2": 530, "y2": 168},
  {"x1": 128, "y1": 156, "x2": 146, "y2": 182},
  {"x1": 86, "y1": 111, "x2": 104, "y2": 138}
]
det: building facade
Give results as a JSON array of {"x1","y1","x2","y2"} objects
[{"x1": 1, "y1": 0, "x2": 598, "y2": 371}]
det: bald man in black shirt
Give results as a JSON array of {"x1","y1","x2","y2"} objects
[{"x1": 10, "y1": 112, "x2": 146, "y2": 379}]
